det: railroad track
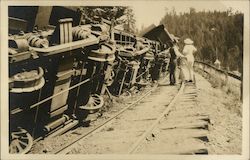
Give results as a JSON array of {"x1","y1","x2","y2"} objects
[
  {"x1": 51, "y1": 80, "x2": 161, "y2": 154},
  {"x1": 131, "y1": 82, "x2": 210, "y2": 154},
  {"x1": 48, "y1": 76, "x2": 210, "y2": 154},
  {"x1": 50, "y1": 76, "x2": 180, "y2": 154},
  {"x1": 49, "y1": 74, "x2": 174, "y2": 154},
  {"x1": 53, "y1": 88, "x2": 156, "y2": 154}
]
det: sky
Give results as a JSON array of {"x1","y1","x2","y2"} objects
[{"x1": 130, "y1": 1, "x2": 248, "y2": 30}]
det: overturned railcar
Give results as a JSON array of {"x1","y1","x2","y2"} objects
[
  {"x1": 8, "y1": 6, "x2": 176, "y2": 154},
  {"x1": 109, "y1": 30, "x2": 153, "y2": 95},
  {"x1": 9, "y1": 6, "x2": 115, "y2": 153},
  {"x1": 143, "y1": 24, "x2": 175, "y2": 81}
]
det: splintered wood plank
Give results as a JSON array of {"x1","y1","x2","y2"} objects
[
  {"x1": 160, "y1": 120, "x2": 208, "y2": 130},
  {"x1": 167, "y1": 109, "x2": 207, "y2": 117},
  {"x1": 173, "y1": 105, "x2": 197, "y2": 110},
  {"x1": 156, "y1": 128, "x2": 209, "y2": 140},
  {"x1": 168, "y1": 113, "x2": 209, "y2": 118},
  {"x1": 137, "y1": 136, "x2": 207, "y2": 154},
  {"x1": 165, "y1": 115, "x2": 210, "y2": 123},
  {"x1": 178, "y1": 99, "x2": 197, "y2": 103},
  {"x1": 180, "y1": 96, "x2": 197, "y2": 99},
  {"x1": 183, "y1": 92, "x2": 197, "y2": 95}
]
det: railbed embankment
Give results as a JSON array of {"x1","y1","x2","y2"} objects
[{"x1": 194, "y1": 61, "x2": 242, "y2": 99}]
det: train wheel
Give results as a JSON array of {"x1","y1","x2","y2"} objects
[
  {"x1": 9, "y1": 128, "x2": 33, "y2": 154},
  {"x1": 79, "y1": 94, "x2": 104, "y2": 112}
]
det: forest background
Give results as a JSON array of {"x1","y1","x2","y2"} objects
[{"x1": 140, "y1": 7, "x2": 243, "y2": 74}]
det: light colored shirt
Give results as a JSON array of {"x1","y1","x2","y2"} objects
[
  {"x1": 173, "y1": 45, "x2": 184, "y2": 57},
  {"x1": 182, "y1": 44, "x2": 197, "y2": 62}
]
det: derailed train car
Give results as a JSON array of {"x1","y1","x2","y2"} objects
[{"x1": 8, "y1": 6, "x2": 175, "y2": 154}]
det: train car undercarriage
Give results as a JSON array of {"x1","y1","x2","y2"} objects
[{"x1": 8, "y1": 6, "x2": 175, "y2": 154}]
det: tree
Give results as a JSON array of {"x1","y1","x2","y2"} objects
[
  {"x1": 123, "y1": 7, "x2": 136, "y2": 33},
  {"x1": 78, "y1": 6, "x2": 127, "y2": 24},
  {"x1": 157, "y1": 9, "x2": 243, "y2": 72}
]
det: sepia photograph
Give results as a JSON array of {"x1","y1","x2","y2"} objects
[{"x1": 0, "y1": 0, "x2": 249, "y2": 160}]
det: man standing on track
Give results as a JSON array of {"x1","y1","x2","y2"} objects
[
  {"x1": 169, "y1": 39, "x2": 184, "y2": 85},
  {"x1": 182, "y1": 38, "x2": 197, "y2": 82}
]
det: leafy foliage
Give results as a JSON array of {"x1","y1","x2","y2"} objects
[
  {"x1": 79, "y1": 6, "x2": 126, "y2": 21},
  {"x1": 79, "y1": 6, "x2": 136, "y2": 33}
]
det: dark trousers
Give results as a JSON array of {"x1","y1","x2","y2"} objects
[{"x1": 169, "y1": 61, "x2": 176, "y2": 85}]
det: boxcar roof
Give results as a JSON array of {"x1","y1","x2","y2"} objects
[{"x1": 142, "y1": 24, "x2": 174, "y2": 46}]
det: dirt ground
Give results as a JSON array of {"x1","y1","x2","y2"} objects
[
  {"x1": 67, "y1": 81, "x2": 180, "y2": 154},
  {"x1": 29, "y1": 72, "x2": 242, "y2": 154},
  {"x1": 67, "y1": 72, "x2": 241, "y2": 154},
  {"x1": 195, "y1": 73, "x2": 242, "y2": 154},
  {"x1": 136, "y1": 73, "x2": 242, "y2": 154},
  {"x1": 29, "y1": 81, "x2": 167, "y2": 154}
]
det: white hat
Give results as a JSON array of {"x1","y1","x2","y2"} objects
[{"x1": 184, "y1": 38, "x2": 194, "y2": 44}]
